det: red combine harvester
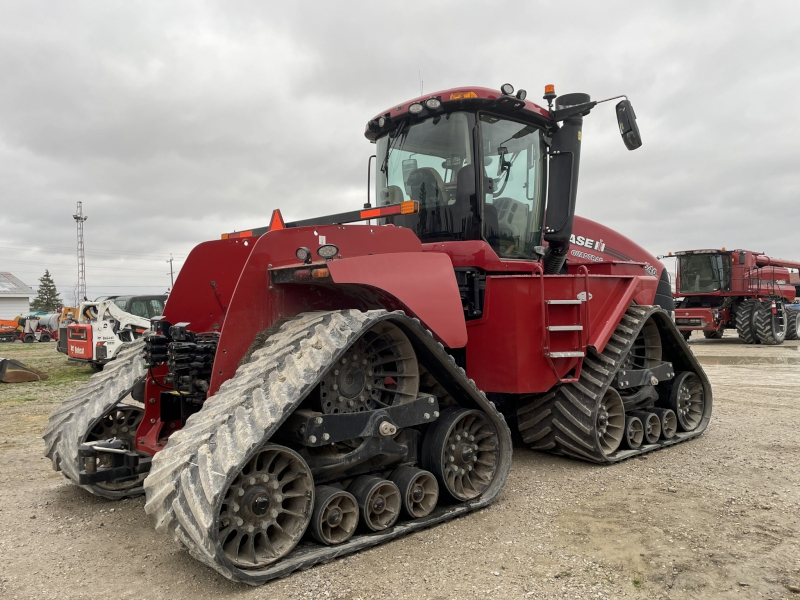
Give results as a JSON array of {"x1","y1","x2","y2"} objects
[
  {"x1": 44, "y1": 84, "x2": 711, "y2": 584},
  {"x1": 673, "y1": 248, "x2": 800, "y2": 343}
]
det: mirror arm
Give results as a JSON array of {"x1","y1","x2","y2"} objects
[{"x1": 550, "y1": 101, "x2": 597, "y2": 122}]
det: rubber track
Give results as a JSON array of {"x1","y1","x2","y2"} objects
[
  {"x1": 735, "y1": 300, "x2": 757, "y2": 344},
  {"x1": 786, "y1": 307, "x2": 799, "y2": 341},
  {"x1": 754, "y1": 301, "x2": 785, "y2": 345},
  {"x1": 517, "y1": 305, "x2": 710, "y2": 464},
  {"x1": 42, "y1": 339, "x2": 147, "y2": 499},
  {"x1": 142, "y1": 309, "x2": 512, "y2": 585}
]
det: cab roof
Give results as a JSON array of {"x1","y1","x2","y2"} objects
[{"x1": 364, "y1": 86, "x2": 551, "y2": 141}]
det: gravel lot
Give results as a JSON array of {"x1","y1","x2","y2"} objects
[{"x1": 1, "y1": 334, "x2": 799, "y2": 599}]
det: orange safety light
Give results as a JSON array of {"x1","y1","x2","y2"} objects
[
  {"x1": 544, "y1": 84, "x2": 555, "y2": 95},
  {"x1": 359, "y1": 200, "x2": 419, "y2": 220},
  {"x1": 449, "y1": 91, "x2": 478, "y2": 100}
]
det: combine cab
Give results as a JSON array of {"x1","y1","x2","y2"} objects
[
  {"x1": 44, "y1": 84, "x2": 712, "y2": 584},
  {"x1": 673, "y1": 249, "x2": 800, "y2": 343}
]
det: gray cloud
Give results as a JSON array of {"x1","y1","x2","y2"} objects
[{"x1": 0, "y1": 0, "x2": 798, "y2": 300}]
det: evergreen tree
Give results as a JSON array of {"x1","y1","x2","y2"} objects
[{"x1": 31, "y1": 270, "x2": 62, "y2": 312}]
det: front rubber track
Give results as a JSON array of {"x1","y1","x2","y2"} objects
[
  {"x1": 142, "y1": 309, "x2": 512, "y2": 585},
  {"x1": 42, "y1": 339, "x2": 147, "y2": 499},
  {"x1": 517, "y1": 305, "x2": 713, "y2": 464}
]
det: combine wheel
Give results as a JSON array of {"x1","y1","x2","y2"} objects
[
  {"x1": 310, "y1": 486, "x2": 358, "y2": 546},
  {"x1": 596, "y1": 388, "x2": 625, "y2": 456},
  {"x1": 631, "y1": 411, "x2": 661, "y2": 444},
  {"x1": 786, "y1": 308, "x2": 800, "y2": 340},
  {"x1": 703, "y1": 329, "x2": 723, "y2": 339},
  {"x1": 666, "y1": 372, "x2": 705, "y2": 432},
  {"x1": 422, "y1": 407, "x2": 500, "y2": 501},
  {"x1": 735, "y1": 300, "x2": 758, "y2": 344},
  {"x1": 622, "y1": 415, "x2": 644, "y2": 449},
  {"x1": 754, "y1": 300, "x2": 787, "y2": 345},
  {"x1": 650, "y1": 408, "x2": 677, "y2": 439},
  {"x1": 348, "y1": 476, "x2": 401, "y2": 532},
  {"x1": 390, "y1": 466, "x2": 439, "y2": 518},
  {"x1": 218, "y1": 444, "x2": 314, "y2": 569}
]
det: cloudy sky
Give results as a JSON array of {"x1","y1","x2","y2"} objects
[{"x1": 0, "y1": 0, "x2": 798, "y2": 302}]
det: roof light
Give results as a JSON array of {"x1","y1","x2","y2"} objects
[
  {"x1": 317, "y1": 244, "x2": 339, "y2": 259},
  {"x1": 449, "y1": 91, "x2": 478, "y2": 100},
  {"x1": 543, "y1": 84, "x2": 557, "y2": 103},
  {"x1": 516, "y1": 89, "x2": 527, "y2": 101},
  {"x1": 425, "y1": 98, "x2": 441, "y2": 109},
  {"x1": 295, "y1": 247, "x2": 312, "y2": 264},
  {"x1": 378, "y1": 116, "x2": 387, "y2": 127},
  {"x1": 293, "y1": 269, "x2": 311, "y2": 280},
  {"x1": 501, "y1": 83, "x2": 514, "y2": 95},
  {"x1": 311, "y1": 268, "x2": 330, "y2": 279},
  {"x1": 408, "y1": 103, "x2": 424, "y2": 114}
]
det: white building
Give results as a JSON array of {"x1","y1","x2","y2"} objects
[{"x1": 0, "y1": 273, "x2": 34, "y2": 319}]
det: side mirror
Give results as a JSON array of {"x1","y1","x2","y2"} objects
[{"x1": 616, "y1": 100, "x2": 642, "y2": 150}]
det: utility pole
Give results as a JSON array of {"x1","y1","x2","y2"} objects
[
  {"x1": 166, "y1": 255, "x2": 174, "y2": 288},
  {"x1": 73, "y1": 201, "x2": 88, "y2": 301}
]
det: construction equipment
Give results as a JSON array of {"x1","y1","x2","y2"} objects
[
  {"x1": 0, "y1": 316, "x2": 56, "y2": 343},
  {"x1": 59, "y1": 300, "x2": 151, "y2": 369},
  {"x1": 672, "y1": 249, "x2": 800, "y2": 343},
  {"x1": 43, "y1": 84, "x2": 712, "y2": 584}
]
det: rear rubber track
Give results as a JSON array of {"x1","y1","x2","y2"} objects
[
  {"x1": 42, "y1": 339, "x2": 147, "y2": 499},
  {"x1": 517, "y1": 305, "x2": 711, "y2": 463},
  {"x1": 143, "y1": 309, "x2": 512, "y2": 585}
]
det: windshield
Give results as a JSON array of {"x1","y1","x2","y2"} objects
[
  {"x1": 678, "y1": 253, "x2": 731, "y2": 293},
  {"x1": 480, "y1": 114, "x2": 546, "y2": 259},
  {"x1": 375, "y1": 112, "x2": 479, "y2": 242}
]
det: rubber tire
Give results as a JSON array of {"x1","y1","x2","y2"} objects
[
  {"x1": 754, "y1": 300, "x2": 786, "y2": 345},
  {"x1": 23, "y1": 333, "x2": 35, "y2": 343},
  {"x1": 40, "y1": 334, "x2": 51, "y2": 343},
  {"x1": 703, "y1": 329, "x2": 723, "y2": 339},
  {"x1": 735, "y1": 300, "x2": 758, "y2": 344},
  {"x1": 785, "y1": 308, "x2": 799, "y2": 341}
]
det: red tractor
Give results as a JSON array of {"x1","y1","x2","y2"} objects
[
  {"x1": 44, "y1": 84, "x2": 711, "y2": 584},
  {"x1": 673, "y1": 249, "x2": 800, "y2": 343}
]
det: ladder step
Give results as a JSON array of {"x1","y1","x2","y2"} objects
[
  {"x1": 548, "y1": 351, "x2": 586, "y2": 358},
  {"x1": 546, "y1": 299, "x2": 583, "y2": 305},
  {"x1": 547, "y1": 325, "x2": 583, "y2": 331}
]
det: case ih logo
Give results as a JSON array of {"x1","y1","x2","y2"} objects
[
  {"x1": 69, "y1": 345, "x2": 85, "y2": 356},
  {"x1": 570, "y1": 234, "x2": 606, "y2": 252}
]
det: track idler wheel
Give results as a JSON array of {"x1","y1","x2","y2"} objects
[
  {"x1": 422, "y1": 407, "x2": 500, "y2": 501},
  {"x1": 631, "y1": 411, "x2": 661, "y2": 444},
  {"x1": 623, "y1": 415, "x2": 644, "y2": 450},
  {"x1": 665, "y1": 372, "x2": 705, "y2": 432},
  {"x1": 390, "y1": 466, "x2": 439, "y2": 518},
  {"x1": 651, "y1": 408, "x2": 677, "y2": 439},
  {"x1": 596, "y1": 388, "x2": 625, "y2": 456},
  {"x1": 311, "y1": 486, "x2": 359, "y2": 545},
  {"x1": 348, "y1": 476, "x2": 401, "y2": 532},
  {"x1": 217, "y1": 444, "x2": 314, "y2": 569}
]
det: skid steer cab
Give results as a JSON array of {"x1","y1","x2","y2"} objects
[
  {"x1": 64, "y1": 300, "x2": 151, "y2": 370},
  {"x1": 44, "y1": 83, "x2": 712, "y2": 586}
]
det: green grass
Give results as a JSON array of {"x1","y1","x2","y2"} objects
[
  {"x1": 632, "y1": 575, "x2": 643, "y2": 589},
  {"x1": 41, "y1": 363, "x2": 93, "y2": 386}
]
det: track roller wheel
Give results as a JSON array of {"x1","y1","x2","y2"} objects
[
  {"x1": 422, "y1": 407, "x2": 500, "y2": 501},
  {"x1": 86, "y1": 404, "x2": 145, "y2": 493},
  {"x1": 651, "y1": 407, "x2": 677, "y2": 439},
  {"x1": 348, "y1": 476, "x2": 401, "y2": 532},
  {"x1": 786, "y1": 308, "x2": 799, "y2": 340},
  {"x1": 665, "y1": 372, "x2": 705, "y2": 432},
  {"x1": 596, "y1": 388, "x2": 625, "y2": 456},
  {"x1": 310, "y1": 486, "x2": 359, "y2": 545},
  {"x1": 390, "y1": 466, "x2": 439, "y2": 518},
  {"x1": 217, "y1": 444, "x2": 314, "y2": 569},
  {"x1": 631, "y1": 411, "x2": 661, "y2": 444},
  {"x1": 622, "y1": 415, "x2": 644, "y2": 450}
]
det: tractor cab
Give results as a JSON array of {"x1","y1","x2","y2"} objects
[
  {"x1": 374, "y1": 108, "x2": 545, "y2": 260},
  {"x1": 675, "y1": 250, "x2": 732, "y2": 295},
  {"x1": 368, "y1": 85, "x2": 641, "y2": 271}
]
